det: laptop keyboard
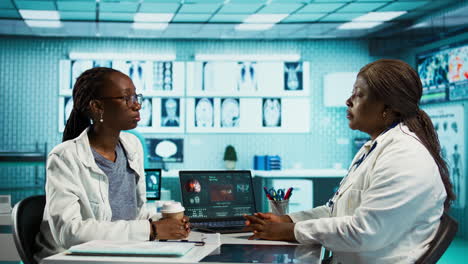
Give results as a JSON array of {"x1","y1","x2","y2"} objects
[{"x1": 192, "y1": 220, "x2": 245, "y2": 228}]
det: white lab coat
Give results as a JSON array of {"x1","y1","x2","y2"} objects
[
  {"x1": 289, "y1": 124, "x2": 446, "y2": 264},
  {"x1": 35, "y1": 128, "x2": 157, "y2": 261}
]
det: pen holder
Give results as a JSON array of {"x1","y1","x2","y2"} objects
[{"x1": 269, "y1": 200, "x2": 289, "y2": 215}]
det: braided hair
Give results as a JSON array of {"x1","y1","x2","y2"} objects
[
  {"x1": 62, "y1": 67, "x2": 120, "y2": 142},
  {"x1": 358, "y1": 59, "x2": 455, "y2": 210}
]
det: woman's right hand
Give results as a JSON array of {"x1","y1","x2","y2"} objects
[
  {"x1": 152, "y1": 217, "x2": 190, "y2": 240},
  {"x1": 244, "y1": 212, "x2": 292, "y2": 228}
]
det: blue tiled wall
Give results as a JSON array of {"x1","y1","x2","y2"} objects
[{"x1": 0, "y1": 37, "x2": 372, "y2": 203}]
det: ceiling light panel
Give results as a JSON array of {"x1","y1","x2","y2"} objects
[
  {"x1": 210, "y1": 14, "x2": 249, "y2": 23},
  {"x1": 19, "y1": 10, "x2": 60, "y2": 20},
  {"x1": 244, "y1": 14, "x2": 289, "y2": 23},
  {"x1": 15, "y1": 1, "x2": 55, "y2": 10},
  {"x1": 354, "y1": 11, "x2": 406, "y2": 22},
  {"x1": 134, "y1": 13, "x2": 174, "y2": 22},
  {"x1": 338, "y1": 21, "x2": 382, "y2": 29}
]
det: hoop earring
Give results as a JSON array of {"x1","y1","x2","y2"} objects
[{"x1": 100, "y1": 112, "x2": 104, "y2": 123}]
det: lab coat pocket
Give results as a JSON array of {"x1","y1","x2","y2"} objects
[{"x1": 336, "y1": 189, "x2": 362, "y2": 216}]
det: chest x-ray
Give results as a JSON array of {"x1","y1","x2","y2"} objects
[
  {"x1": 221, "y1": 98, "x2": 240, "y2": 128},
  {"x1": 263, "y1": 98, "x2": 281, "y2": 127},
  {"x1": 161, "y1": 98, "x2": 180, "y2": 127},
  {"x1": 195, "y1": 98, "x2": 214, "y2": 127},
  {"x1": 237, "y1": 62, "x2": 258, "y2": 91},
  {"x1": 284, "y1": 62, "x2": 303, "y2": 91}
]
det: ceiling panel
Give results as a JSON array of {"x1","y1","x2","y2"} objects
[
  {"x1": 178, "y1": 3, "x2": 221, "y2": 14},
  {"x1": 0, "y1": 19, "x2": 31, "y2": 35},
  {"x1": 62, "y1": 21, "x2": 96, "y2": 36},
  {"x1": 139, "y1": 3, "x2": 179, "y2": 13},
  {"x1": 14, "y1": 0, "x2": 56, "y2": 10},
  {"x1": 338, "y1": 2, "x2": 388, "y2": 13},
  {"x1": 282, "y1": 13, "x2": 325, "y2": 23},
  {"x1": 320, "y1": 13, "x2": 364, "y2": 22},
  {"x1": 257, "y1": 3, "x2": 303, "y2": 14},
  {"x1": 229, "y1": 0, "x2": 269, "y2": 3},
  {"x1": 99, "y1": 12, "x2": 135, "y2": 22},
  {"x1": 298, "y1": 3, "x2": 346, "y2": 13},
  {"x1": 172, "y1": 13, "x2": 211, "y2": 22},
  {"x1": 99, "y1": 2, "x2": 139, "y2": 13},
  {"x1": 99, "y1": 21, "x2": 132, "y2": 37},
  {"x1": 142, "y1": 0, "x2": 181, "y2": 3},
  {"x1": 378, "y1": 1, "x2": 429, "y2": 12},
  {"x1": 57, "y1": 1, "x2": 96, "y2": 12},
  {"x1": 218, "y1": 3, "x2": 263, "y2": 14},
  {"x1": 60, "y1": 11, "x2": 95, "y2": 21},
  {"x1": 0, "y1": 9, "x2": 20, "y2": 18},
  {"x1": 0, "y1": 0, "x2": 14, "y2": 9},
  {"x1": 209, "y1": 14, "x2": 248, "y2": 23}
]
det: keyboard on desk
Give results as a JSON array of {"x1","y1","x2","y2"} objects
[{"x1": 191, "y1": 220, "x2": 246, "y2": 234}]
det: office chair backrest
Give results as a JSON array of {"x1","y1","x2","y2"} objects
[
  {"x1": 415, "y1": 212, "x2": 458, "y2": 264},
  {"x1": 11, "y1": 195, "x2": 46, "y2": 264}
]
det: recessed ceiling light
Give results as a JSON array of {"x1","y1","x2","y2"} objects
[
  {"x1": 243, "y1": 14, "x2": 289, "y2": 23},
  {"x1": 354, "y1": 11, "x2": 407, "y2": 22},
  {"x1": 235, "y1": 23, "x2": 275, "y2": 31},
  {"x1": 338, "y1": 21, "x2": 382, "y2": 30},
  {"x1": 134, "y1": 13, "x2": 174, "y2": 23},
  {"x1": 24, "y1": 20, "x2": 62, "y2": 28},
  {"x1": 19, "y1": 10, "x2": 60, "y2": 20},
  {"x1": 132, "y1": 23, "x2": 168, "y2": 30}
]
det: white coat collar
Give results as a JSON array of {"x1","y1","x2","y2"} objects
[{"x1": 73, "y1": 127, "x2": 137, "y2": 172}]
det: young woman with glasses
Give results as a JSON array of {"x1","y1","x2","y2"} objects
[{"x1": 35, "y1": 67, "x2": 190, "y2": 261}]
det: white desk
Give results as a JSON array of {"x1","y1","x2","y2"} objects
[
  {"x1": 42, "y1": 232, "x2": 321, "y2": 264},
  {"x1": 0, "y1": 212, "x2": 21, "y2": 262}
]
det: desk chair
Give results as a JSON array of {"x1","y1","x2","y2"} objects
[
  {"x1": 11, "y1": 195, "x2": 46, "y2": 264},
  {"x1": 416, "y1": 212, "x2": 458, "y2": 264}
]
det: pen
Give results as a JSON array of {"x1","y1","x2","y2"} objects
[
  {"x1": 158, "y1": 240, "x2": 205, "y2": 246},
  {"x1": 284, "y1": 187, "x2": 293, "y2": 200}
]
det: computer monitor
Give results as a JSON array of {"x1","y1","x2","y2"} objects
[{"x1": 145, "y1": 168, "x2": 162, "y2": 200}]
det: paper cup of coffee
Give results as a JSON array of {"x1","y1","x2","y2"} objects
[{"x1": 161, "y1": 202, "x2": 185, "y2": 220}]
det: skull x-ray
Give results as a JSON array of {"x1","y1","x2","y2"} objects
[
  {"x1": 284, "y1": 62, "x2": 303, "y2": 91},
  {"x1": 195, "y1": 98, "x2": 214, "y2": 127},
  {"x1": 161, "y1": 98, "x2": 180, "y2": 127},
  {"x1": 138, "y1": 98, "x2": 153, "y2": 127},
  {"x1": 221, "y1": 98, "x2": 240, "y2": 128},
  {"x1": 262, "y1": 98, "x2": 281, "y2": 127}
]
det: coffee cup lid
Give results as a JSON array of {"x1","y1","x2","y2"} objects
[{"x1": 161, "y1": 201, "x2": 185, "y2": 214}]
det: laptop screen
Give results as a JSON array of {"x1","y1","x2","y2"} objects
[
  {"x1": 179, "y1": 170, "x2": 256, "y2": 220},
  {"x1": 145, "y1": 168, "x2": 162, "y2": 200}
]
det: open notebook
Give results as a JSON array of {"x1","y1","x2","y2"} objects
[{"x1": 68, "y1": 240, "x2": 195, "y2": 257}]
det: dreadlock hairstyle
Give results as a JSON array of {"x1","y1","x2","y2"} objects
[
  {"x1": 358, "y1": 59, "x2": 455, "y2": 210},
  {"x1": 62, "y1": 67, "x2": 120, "y2": 142}
]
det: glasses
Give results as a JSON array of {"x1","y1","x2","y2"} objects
[{"x1": 98, "y1": 94, "x2": 143, "y2": 107}]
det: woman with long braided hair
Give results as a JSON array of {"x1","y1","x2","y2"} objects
[
  {"x1": 244, "y1": 59, "x2": 455, "y2": 263},
  {"x1": 35, "y1": 67, "x2": 190, "y2": 261}
]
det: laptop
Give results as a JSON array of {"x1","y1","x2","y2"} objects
[
  {"x1": 145, "y1": 168, "x2": 162, "y2": 200},
  {"x1": 179, "y1": 170, "x2": 257, "y2": 234}
]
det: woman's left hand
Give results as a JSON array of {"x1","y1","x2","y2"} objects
[{"x1": 244, "y1": 215, "x2": 297, "y2": 241}]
